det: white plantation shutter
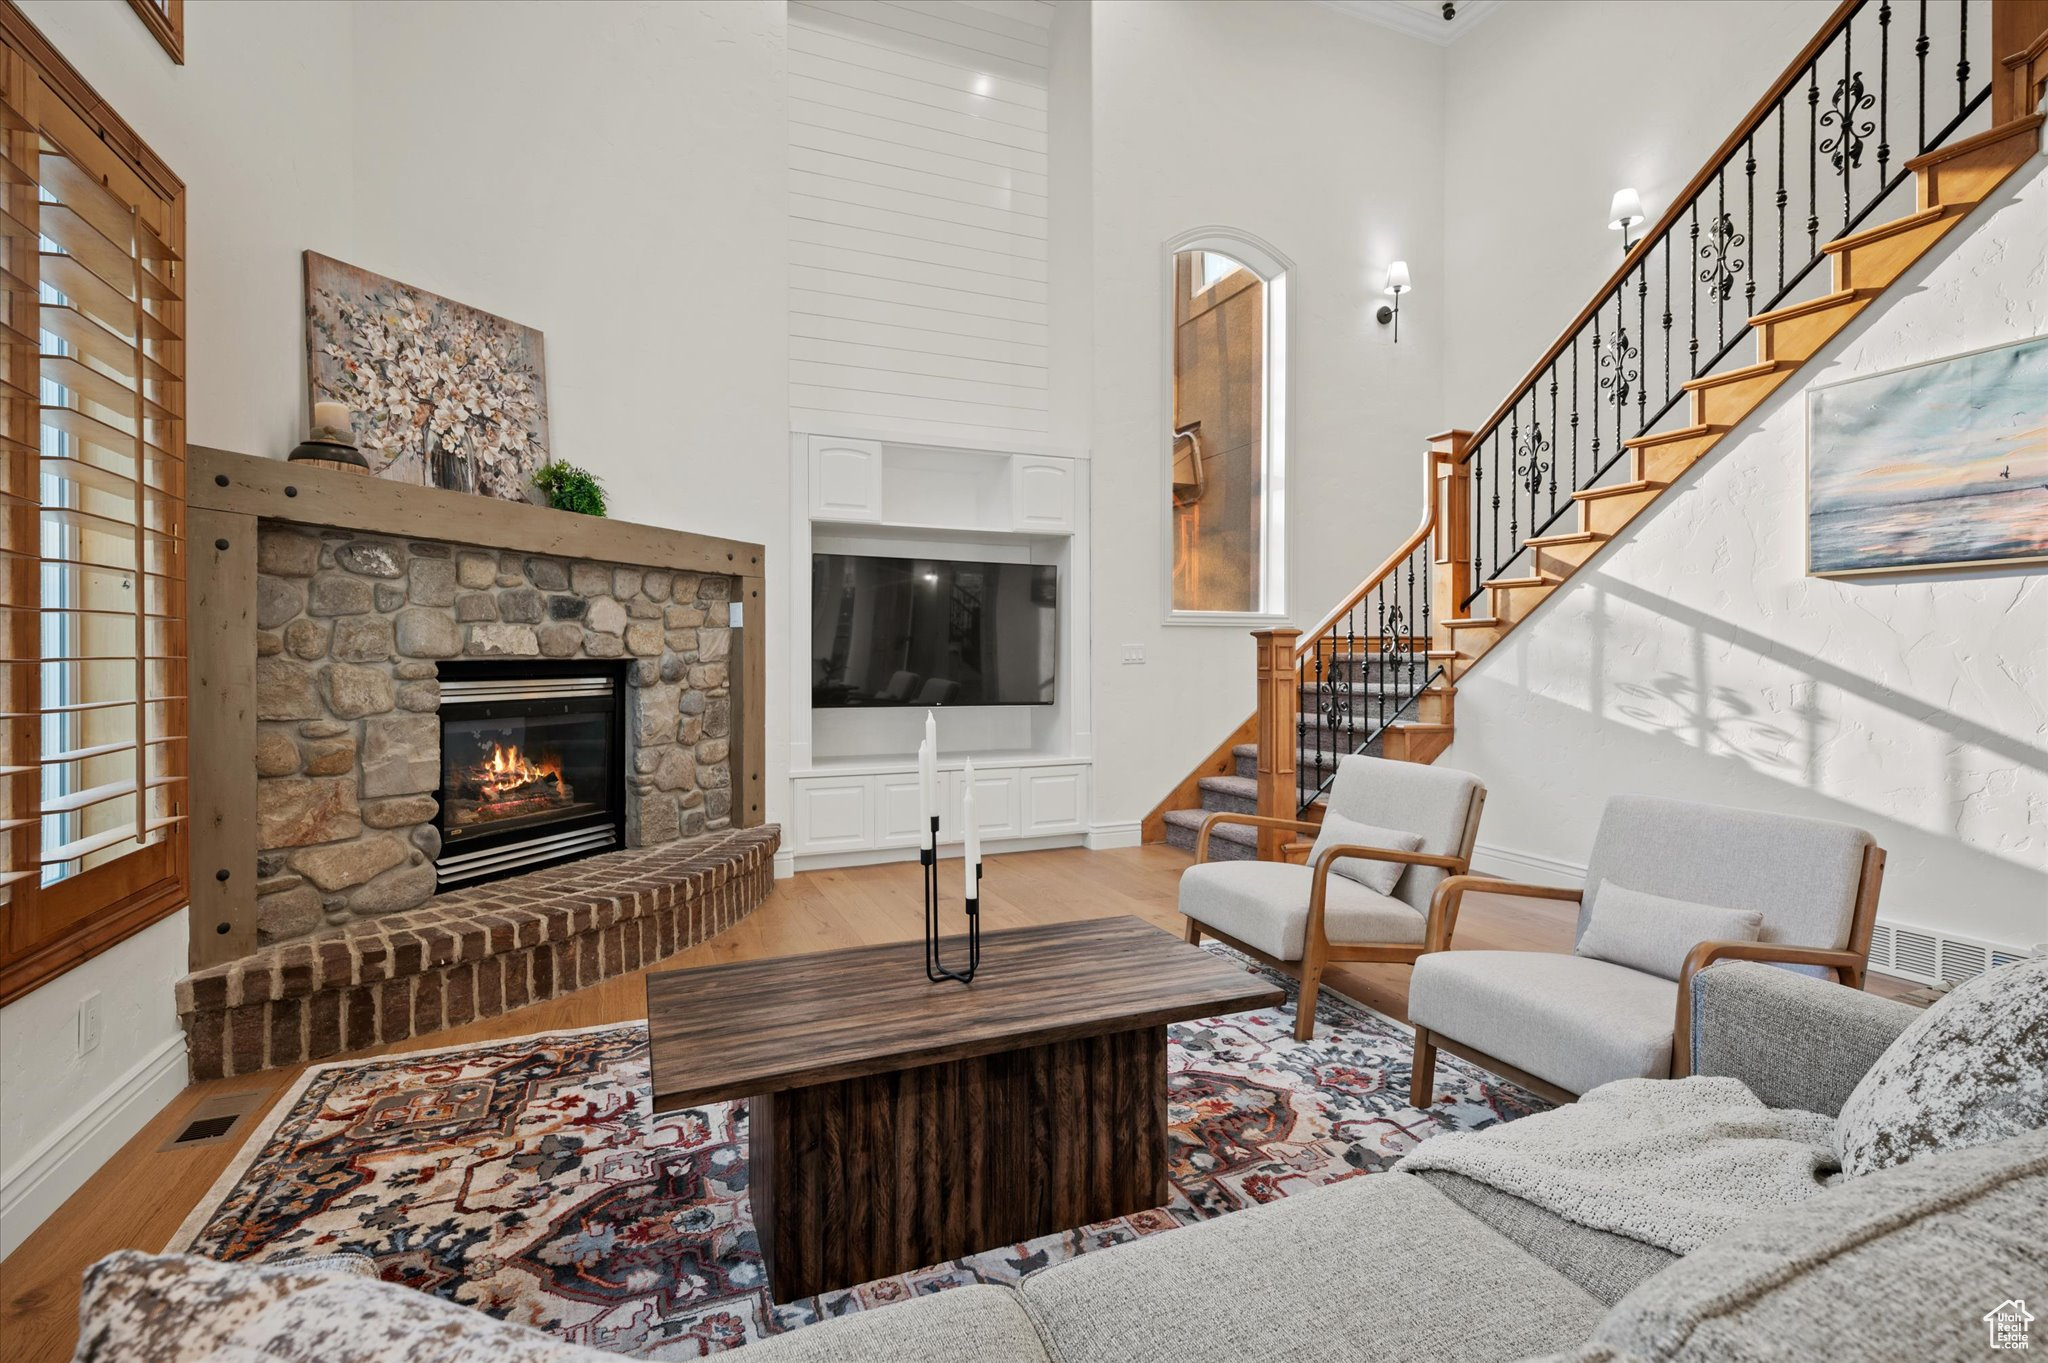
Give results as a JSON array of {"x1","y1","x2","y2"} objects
[{"x1": 1, "y1": 26, "x2": 188, "y2": 1001}]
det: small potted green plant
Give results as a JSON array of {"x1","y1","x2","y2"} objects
[{"x1": 531, "y1": 460, "x2": 608, "y2": 517}]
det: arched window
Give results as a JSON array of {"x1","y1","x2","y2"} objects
[{"x1": 1167, "y1": 231, "x2": 1289, "y2": 620}]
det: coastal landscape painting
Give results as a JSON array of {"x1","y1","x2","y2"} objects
[{"x1": 1807, "y1": 336, "x2": 2048, "y2": 577}]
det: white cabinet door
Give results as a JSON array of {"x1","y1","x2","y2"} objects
[
  {"x1": 794, "y1": 776, "x2": 874, "y2": 852},
  {"x1": 875, "y1": 771, "x2": 934, "y2": 848},
  {"x1": 809, "y1": 437, "x2": 884, "y2": 522},
  {"x1": 1022, "y1": 767, "x2": 1087, "y2": 835},
  {"x1": 944, "y1": 766, "x2": 1022, "y2": 840},
  {"x1": 1009, "y1": 456, "x2": 1073, "y2": 532}
]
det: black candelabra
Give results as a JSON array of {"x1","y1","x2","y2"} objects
[{"x1": 921, "y1": 817, "x2": 980, "y2": 983}]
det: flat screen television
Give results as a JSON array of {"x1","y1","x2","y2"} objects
[{"x1": 812, "y1": 553, "x2": 1057, "y2": 708}]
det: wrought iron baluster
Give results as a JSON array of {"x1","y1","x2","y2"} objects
[
  {"x1": 1375, "y1": 589, "x2": 1388, "y2": 746},
  {"x1": 1591, "y1": 307, "x2": 1604, "y2": 478},
  {"x1": 1916, "y1": 1, "x2": 1928, "y2": 154},
  {"x1": 1715, "y1": 173, "x2": 1729, "y2": 352},
  {"x1": 1636, "y1": 258, "x2": 1649, "y2": 432},
  {"x1": 1877, "y1": 1, "x2": 1892, "y2": 183},
  {"x1": 1489, "y1": 431, "x2": 1501, "y2": 576},
  {"x1": 1744, "y1": 135, "x2": 1758, "y2": 318},
  {"x1": 1570, "y1": 336, "x2": 1581, "y2": 489},
  {"x1": 1955, "y1": 0, "x2": 1968, "y2": 119},
  {"x1": 1688, "y1": 202, "x2": 1701, "y2": 376},
  {"x1": 1548, "y1": 362, "x2": 1560, "y2": 515},
  {"x1": 1515, "y1": 397, "x2": 1549, "y2": 556},
  {"x1": 1808, "y1": 63, "x2": 1821, "y2": 258},
  {"x1": 1508, "y1": 410, "x2": 1521, "y2": 550},
  {"x1": 1662, "y1": 237, "x2": 1673, "y2": 403},
  {"x1": 1777, "y1": 104, "x2": 1788, "y2": 292}
]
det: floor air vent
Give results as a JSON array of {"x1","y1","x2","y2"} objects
[
  {"x1": 1867, "y1": 918, "x2": 2031, "y2": 988},
  {"x1": 162, "y1": 1091, "x2": 265, "y2": 1150}
]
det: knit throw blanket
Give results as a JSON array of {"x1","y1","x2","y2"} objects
[{"x1": 1396, "y1": 1076, "x2": 1839, "y2": 1253}]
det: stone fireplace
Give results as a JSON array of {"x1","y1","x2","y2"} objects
[{"x1": 251, "y1": 524, "x2": 735, "y2": 945}]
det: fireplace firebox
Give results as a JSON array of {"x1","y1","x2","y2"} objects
[{"x1": 434, "y1": 661, "x2": 628, "y2": 888}]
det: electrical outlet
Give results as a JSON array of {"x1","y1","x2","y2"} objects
[
  {"x1": 1122, "y1": 645, "x2": 1145, "y2": 665},
  {"x1": 77, "y1": 991, "x2": 103, "y2": 1056}
]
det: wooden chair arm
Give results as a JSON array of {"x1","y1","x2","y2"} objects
[
  {"x1": 1194, "y1": 811, "x2": 1320, "y2": 863},
  {"x1": 1423, "y1": 875, "x2": 1583, "y2": 952},
  {"x1": 1309, "y1": 845, "x2": 1472, "y2": 949},
  {"x1": 1672, "y1": 940, "x2": 1871, "y2": 1076}
]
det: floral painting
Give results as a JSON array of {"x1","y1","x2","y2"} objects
[
  {"x1": 1807, "y1": 336, "x2": 2048, "y2": 577},
  {"x1": 305, "y1": 252, "x2": 549, "y2": 500}
]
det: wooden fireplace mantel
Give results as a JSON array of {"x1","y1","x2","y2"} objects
[{"x1": 185, "y1": 445, "x2": 768, "y2": 971}]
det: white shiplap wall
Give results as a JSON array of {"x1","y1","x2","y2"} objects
[{"x1": 788, "y1": 0, "x2": 1053, "y2": 446}]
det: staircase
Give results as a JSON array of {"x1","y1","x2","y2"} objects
[{"x1": 1148, "y1": 0, "x2": 2048, "y2": 857}]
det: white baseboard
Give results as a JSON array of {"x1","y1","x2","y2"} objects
[
  {"x1": 0, "y1": 1033, "x2": 188, "y2": 1259},
  {"x1": 773, "y1": 848, "x2": 798, "y2": 879},
  {"x1": 1468, "y1": 839, "x2": 1587, "y2": 887},
  {"x1": 1084, "y1": 821, "x2": 1143, "y2": 851},
  {"x1": 791, "y1": 832, "x2": 1089, "y2": 873}
]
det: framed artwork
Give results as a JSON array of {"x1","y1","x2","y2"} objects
[
  {"x1": 304, "y1": 252, "x2": 550, "y2": 501},
  {"x1": 1807, "y1": 335, "x2": 2047, "y2": 577}
]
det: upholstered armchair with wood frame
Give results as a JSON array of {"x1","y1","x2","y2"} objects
[
  {"x1": 1180, "y1": 757, "x2": 1487, "y2": 1041},
  {"x1": 1407, "y1": 794, "x2": 1885, "y2": 1107}
]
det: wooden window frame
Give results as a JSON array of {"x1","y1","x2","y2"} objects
[
  {"x1": 2, "y1": 3, "x2": 189, "y2": 1006},
  {"x1": 126, "y1": 0, "x2": 183, "y2": 66}
]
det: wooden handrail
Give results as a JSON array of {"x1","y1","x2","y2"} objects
[
  {"x1": 1462, "y1": 0, "x2": 1865, "y2": 458},
  {"x1": 1294, "y1": 515, "x2": 1434, "y2": 657}
]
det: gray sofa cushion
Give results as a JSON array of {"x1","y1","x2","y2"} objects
[
  {"x1": 1409, "y1": 949, "x2": 1678, "y2": 1094},
  {"x1": 1578, "y1": 796, "x2": 1872, "y2": 960},
  {"x1": 1687, "y1": 961, "x2": 1919, "y2": 1117},
  {"x1": 1019, "y1": 1168, "x2": 1605, "y2": 1363},
  {"x1": 1554, "y1": 1129, "x2": 2048, "y2": 1363},
  {"x1": 1834, "y1": 954, "x2": 2048, "y2": 1175},
  {"x1": 71, "y1": 1251, "x2": 1052, "y2": 1363},
  {"x1": 1180, "y1": 859, "x2": 1423, "y2": 959},
  {"x1": 1412, "y1": 1170, "x2": 1678, "y2": 1306},
  {"x1": 1320, "y1": 755, "x2": 1483, "y2": 916},
  {"x1": 1574, "y1": 883, "x2": 1762, "y2": 982},
  {"x1": 1309, "y1": 810, "x2": 1423, "y2": 895}
]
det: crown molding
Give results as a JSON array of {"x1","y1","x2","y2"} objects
[{"x1": 1314, "y1": 0, "x2": 1503, "y2": 47}]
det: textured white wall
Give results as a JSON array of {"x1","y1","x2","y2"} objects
[
  {"x1": 1442, "y1": 159, "x2": 2048, "y2": 951},
  {"x1": 1087, "y1": 0, "x2": 1448, "y2": 824}
]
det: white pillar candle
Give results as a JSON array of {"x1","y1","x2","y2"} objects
[
  {"x1": 311, "y1": 399, "x2": 353, "y2": 438},
  {"x1": 960, "y1": 759, "x2": 980, "y2": 901},
  {"x1": 916, "y1": 738, "x2": 934, "y2": 850}
]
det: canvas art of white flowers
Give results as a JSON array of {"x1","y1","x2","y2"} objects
[{"x1": 304, "y1": 252, "x2": 550, "y2": 501}]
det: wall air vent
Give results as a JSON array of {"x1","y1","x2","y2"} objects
[{"x1": 1867, "y1": 918, "x2": 2029, "y2": 988}]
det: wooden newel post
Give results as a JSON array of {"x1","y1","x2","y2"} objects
[
  {"x1": 1251, "y1": 627, "x2": 1301, "y2": 861},
  {"x1": 1430, "y1": 430, "x2": 1474, "y2": 640}
]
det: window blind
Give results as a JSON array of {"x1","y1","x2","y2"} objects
[{"x1": 1, "y1": 31, "x2": 188, "y2": 1001}]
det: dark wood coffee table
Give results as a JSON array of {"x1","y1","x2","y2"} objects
[{"x1": 644, "y1": 915, "x2": 1283, "y2": 1299}]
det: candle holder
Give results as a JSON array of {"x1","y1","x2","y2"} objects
[{"x1": 921, "y1": 817, "x2": 980, "y2": 984}]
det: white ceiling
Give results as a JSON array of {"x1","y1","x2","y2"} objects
[{"x1": 1315, "y1": 0, "x2": 1503, "y2": 46}]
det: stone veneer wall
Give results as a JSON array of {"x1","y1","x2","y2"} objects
[{"x1": 252, "y1": 524, "x2": 736, "y2": 944}]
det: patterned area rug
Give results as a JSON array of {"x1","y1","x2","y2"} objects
[{"x1": 174, "y1": 946, "x2": 1546, "y2": 1356}]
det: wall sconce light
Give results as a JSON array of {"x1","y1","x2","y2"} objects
[
  {"x1": 1376, "y1": 260, "x2": 1411, "y2": 342},
  {"x1": 1608, "y1": 188, "x2": 1646, "y2": 256}
]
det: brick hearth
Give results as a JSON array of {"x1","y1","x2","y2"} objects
[{"x1": 175, "y1": 827, "x2": 779, "y2": 1078}]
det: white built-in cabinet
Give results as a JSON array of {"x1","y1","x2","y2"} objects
[
  {"x1": 789, "y1": 433, "x2": 1094, "y2": 868},
  {"x1": 791, "y1": 762, "x2": 1091, "y2": 857}
]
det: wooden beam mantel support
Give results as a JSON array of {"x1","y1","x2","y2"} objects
[
  {"x1": 1251, "y1": 628, "x2": 1301, "y2": 859},
  {"x1": 184, "y1": 446, "x2": 770, "y2": 971}
]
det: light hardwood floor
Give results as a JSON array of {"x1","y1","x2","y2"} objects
[{"x1": 0, "y1": 844, "x2": 1917, "y2": 1363}]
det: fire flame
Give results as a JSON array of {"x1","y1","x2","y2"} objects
[{"x1": 474, "y1": 743, "x2": 560, "y2": 803}]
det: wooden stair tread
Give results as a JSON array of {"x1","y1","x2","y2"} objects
[
  {"x1": 1750, "y1": 287, "x2": 1875, "y2": 326},
  {"x1": 1820, "y1": 204, "x2": 1951, "y2": 255},
  {"x1": 1681, "y1": 359, "x2": 1796, "y2": 391},
  {"x1": 1625, "y1": 423, "x2": 1722, "y2": 449},
  {"x1": 1441, "y1": 616, "x2": 1501, "y2": 630},
  {"x1": 1904, "y1": 112, "x2": 2045, "y2": 171},
  {"x1": 1488, "y1": 574, "x2": 1560, "y2": 590},
  {"x1": 1574, "y1": 478, "x2": 1666, "y2": 501},
  {"x1": 1526, "y1": 529, "x2": 1605, "y2": 547}
]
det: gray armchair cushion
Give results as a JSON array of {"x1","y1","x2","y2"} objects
[
  {"x1": 1180, "y1": 860, "x2": 1423, "y2": 960},
  {"x1": 1578, "y1": 796, "x2": 1872, "y2": 956},
  {"x1": 1322, "y1": 756, "x2": 1483, "y2": 916},
  {"x1": 1574, "y1": 882, "x2": 1763, "y2": 982},
  {"x1": 1688, "y1": 961, "x2": 1919, "y2": 1117},
  {"x1": 1834, "y1": 954, "x2": 2048, "y2": 1176},
  {"x1": 1019, "y1": 1170, "x2": 1604, "y2": 1363},
  {"x1": 1409, "y1": 951, "x2": 1678, "y2": 1095},
  {"x1": 1555, "y1": 1129, "x2": 2048, "y2": 1363},
  {"x1": 1308, "y1": 810, "x2": 1423, "y2": 895}
]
